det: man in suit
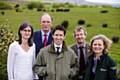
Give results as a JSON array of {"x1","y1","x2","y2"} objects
[
  {"x1": 34, "y1": 13, "x2": 53, "y2": 56},
  {"x1": 33, "y1": 13, "x2": 53, "y2": 80},
  {"x1": 71, "y1": 26, "x2": 90, "y2": 80}
]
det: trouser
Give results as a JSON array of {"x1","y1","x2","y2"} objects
[
  {"x1": 78, "y1": 75, "x2": 84, "y2": 80},
  {"x1": 38, "y1": 76, "x2": 43, "y2": 80}
]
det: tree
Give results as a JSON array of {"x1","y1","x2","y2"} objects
[{"x1": 0, "y1": 24, "x2": 16, "y2": 80}]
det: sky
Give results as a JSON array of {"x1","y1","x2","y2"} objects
[
  {"x1": 85, "y1": 0, "x2": 120, "y2": 4},
  {"x1": 44, "y1": 0, "x2": 120, "y2": 4}
]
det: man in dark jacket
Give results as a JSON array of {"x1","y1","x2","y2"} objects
[
  {"x1": 34, "y1": 13, "x2": 53, "y2": 56},
  {"x1": 33, "y1": 25, "x2": 78, "y2": 80}
]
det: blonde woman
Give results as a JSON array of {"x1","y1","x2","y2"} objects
[{"x1": 84, "y1": 34, "x2": 117, "y2": 80}]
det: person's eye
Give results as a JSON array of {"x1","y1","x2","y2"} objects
[
  {"x1": 23, "y1": 30, "x2": 27, "y2": 32},
  {"x1": 23, "y1": 29, "x2": 31, "y2": 32},
  {"x1": 42, "y1": 21, "x2": 50, "y2": 23},
  {"x1": 42, "y1": 21, "x2": 46, "y2": 23},
  {"x1": 47, "y1": 21, "x2": 50, "y2": 23}
]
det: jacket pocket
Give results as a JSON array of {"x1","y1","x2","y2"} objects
[{"x1": 100, "y1": 68, "x2": 107, "y2": 72}]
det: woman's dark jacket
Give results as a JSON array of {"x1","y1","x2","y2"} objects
[{"x1": 84, "y1": 53, "x2": 117, "y2": 80}]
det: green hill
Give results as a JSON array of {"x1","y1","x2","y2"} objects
[{"x1": 0, "y1": 2, "x2": 120, "y2": 68}]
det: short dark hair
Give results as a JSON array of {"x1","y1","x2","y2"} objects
[
  {"x1": 52, "y1": 25, "x2": 66, "y2": 36},
  {"x1": 18, "y1": 21, "x2": 33, "y2": 46}
]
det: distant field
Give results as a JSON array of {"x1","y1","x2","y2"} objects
[{"x1": 0, "y1": 6, "x2": 120, "y2": 68}]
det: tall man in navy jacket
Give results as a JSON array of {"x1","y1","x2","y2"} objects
[
  {"x1": 33, "y1": 13, "x2": 53, "y2": 80},
  {"x1": 34, "y1": 13, "x2": 53, "y2": 56}
]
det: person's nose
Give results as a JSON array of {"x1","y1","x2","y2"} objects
[{"x1": 57, "y1": 35, "x2": 61, "y2": 39}]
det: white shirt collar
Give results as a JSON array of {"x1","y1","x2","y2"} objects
[
  {"x1": 54, "y1": 43, "x2": 62, "y2": 52},
  {"x1": 41, "y1": 29, "x2": 51, "y2": 36},
  {"x1": 41, "y1": 29, "x2": 51, "y2": 42},
  {"x1": 77, "y1": 43, "x2": 86, "y2": 48}
]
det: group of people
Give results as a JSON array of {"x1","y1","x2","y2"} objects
[{"x1": 7, "y1": 13, "x2": 117, "y2": 80}]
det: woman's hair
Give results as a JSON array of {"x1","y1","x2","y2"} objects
[
  {"x1": 90, "y1": 34, "x2": 112, "y2": 53},
  {"x1": 18, "y1": 21, "x2": 33, "y2": 46}
]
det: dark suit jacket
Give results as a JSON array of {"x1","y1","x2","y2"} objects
[
  {"x1": 84, "y1": 53, "x2": 117, "y2": 80},
  {"x1": 70, "y1": 43, "x2": 90, "y2": 80},
  {"x1": 33, "y1": 30, "x2": 53, "y2": 56},
  {"x1": 71, "y1": 43, "x2": 90, "y2": 62}
]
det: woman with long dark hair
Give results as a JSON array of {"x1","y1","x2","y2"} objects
[{"x1": 7, "y1": 22, "x2": 37, "y2": 80}]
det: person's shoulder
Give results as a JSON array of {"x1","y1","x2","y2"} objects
[
  {"x1": 85, "y1": 42, "x2": 90, "y2": 47},
  {"x1": 104, "y1": 54, "x2": 116, "y2": 66},
  {"x1": 32, "y1": 43, "x2": 35, "y2": 47},
  {"x1": 34, "y1": 30, "x2": 41, "y2": 34},
  {"x1": 8, "y1": 41, "x2": 19, "y2": 50},
  {"x1": 67, "y1": 47, "x2": 75, "y2": 53},
  {"x1": 105, "y1": 54, "x2": 114, "y2": 61},
  {"x1": 69, "y1": 43, "x2": 77, "y2": 48},
  {"x1": 105, "y1": 54, "x2": 117, "y2": 71},
  {"x1": 33, "y1": 30, "x2": 41, "y2": 39},
  {"x1": 9, "y1": 41, "x2": 18, "y2": 47},
  {"x1": 67, "y1": 47, "x2": 78, "y2": 58},
  {"x1": 38, "y1": 45, "x2": 51, "y2": 56},
  {"x1": 41, "y1": 44, "x2": 51, "y2": 51}
]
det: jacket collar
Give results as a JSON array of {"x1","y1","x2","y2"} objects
[{"x1": 91, "y1": 53, "x2": 107, "y2": 61}]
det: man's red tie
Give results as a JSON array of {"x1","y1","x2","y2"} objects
[{"x1": 43, "y1": 33, "x2": 47, "y2": 47}]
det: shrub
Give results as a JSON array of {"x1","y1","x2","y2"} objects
[
  {"x1": 86, "y1": 24, "x2": 92, "y2": 27},
  {"x1": 1, "y1": 11, "x2": 5, "y2": 15},
  {"x1": 56, "y1": 8, "x2": 64, "y2": 12},
  {"x1": 52, "y1": 3, "x2": 74, "y2": 9},
  {"x1": 56, "y1": 8, "x2": 70, "y2": 12},
  {"x1": 15, "y1": 8, "x2": 22, "y2": 12},
  {"x1": 37, "y1": 3, "x2": 44, "y2": 9},
  {"x1": 52, "y1": 3, "x2": 65, "y2": 8},
  {"x1": 27, "y1": 2, "x2": 44, "y2": 10},
  {"x1": 102, "y1": 23, "x2": 108, "y2": 28},
  {"x1": 14, "y1": 4, "x2": 20, "y2": 9},
  {"x1": 111, "y1": 36, "x2": 119, "y2": 43},
  {"x1": 65, "y1": 3, "x2": 75, "y2": 8},
  {"x1": 61, "y1": 20, "x2": 69, "y2": 30},
  {"x1": 0, "y1": 1, "x2": 13, "y2": 10},
  {"x1": 100, "y1": 10, "x2": 109, "y2": 13},
  {"x1": 27, "y1": 2, "x2": 34, "y2": 10},
  {"x1": 101, "y1": 5, "x2": 112, "y2": 8},
  {"x1": 78, "y1": 19, "x2": 85, "y2": 25},
  {"x1": 51, "y1": 9, "x2": 54, "y2": 12},
  {"x1": 43, "y1": 9, "x2": 47, "y2": 12},
  {"x1": 63, "y1": 8, "x2": 70, "y2": 12},
  {"x1": 37, "y1": 8, "x2": 42, "y2": 11},
  {"x1": 0, "y1": 24, "x2": 16, "y2": 80}
]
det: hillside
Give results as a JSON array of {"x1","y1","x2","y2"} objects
[{"x1": 0, "y1": 1, "x2": 120, "y2": 79}]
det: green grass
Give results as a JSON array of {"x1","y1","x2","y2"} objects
[{"x1": 0, "y1": 6, "x2": 120, "y2": 68}]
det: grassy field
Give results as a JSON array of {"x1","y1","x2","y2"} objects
[{"x1": 0, "y1": 6, "x2": 120, "y2": 68}]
